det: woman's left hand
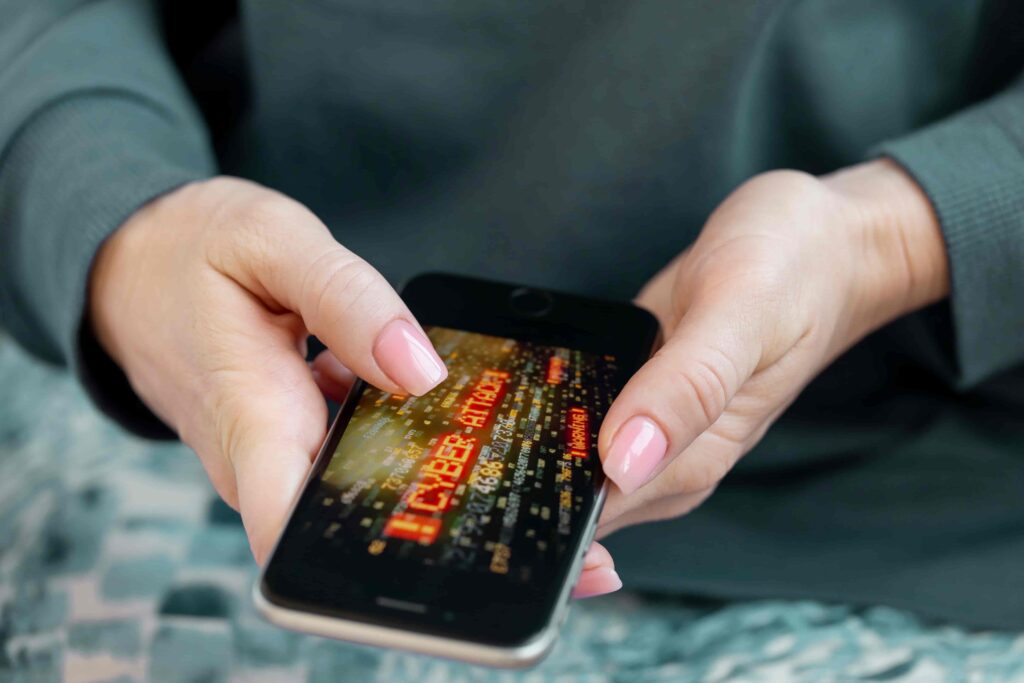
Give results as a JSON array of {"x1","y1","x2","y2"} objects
[{"x1": 573, "y1": 160, "x2": 949, "y2": 598}]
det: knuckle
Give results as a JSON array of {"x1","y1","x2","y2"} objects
[
  {"x1": 668, "y1": 452, "x2": 731, "y2": 496},
  {"x1": 745, "y1": 169, "x2": 821, "y2": 194},
  {"x1": 236, "y1": 192, "x2": 298, "y2": 236},
  {"x1": 202, "y1": 191, "x2": 297, "y2": 275},
  {"x1": 235, "y1": 198, "x2": 297, "y2": 262},
  {"x1": 663, "y1": 487, "x2": 716, "y2": 519},
  {"x1": 738, "y1": 170, "x2": 827, "y2": 215},
  {"x1": 746, "y1": 262, "x2": 793, "y2": 304},
  {"x1": 177, "y1": 392, "x2": 243, "y2": 510},
  {"x1": 300, "y1": 252, "x2": 384, "y2": 332},
  {"x1": 202, "y1": 376, "x2": 251, "y2": 468},
  {"x1": 657, "y1": 429, "x2": 745, "y2": 498},
  {"x1": 633, "y1": 488, "x2": 716, "y2": 527},
  {"x1": 661, "y1": 349, "x2": 735, "y2": 430},
  {"x1": 746, "y1": 258, "x2": 787, "y2": 288}
]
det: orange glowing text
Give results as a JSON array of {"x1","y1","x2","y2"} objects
[
  {"x1": 456, "y1": 370, "x2": 510, "y2": 429},
  {"x1": 399, "y1": 431, "x2": 478, "y2": 519},
  {"x1": 566, "y1": 407, "x2": 590, "y2": 458},
  {"x1": 546, "y1": 355, "x2": 566, "y2": 384},
  {"x1": 383, "y1": 513, "x2": 441, "y2": 544}
]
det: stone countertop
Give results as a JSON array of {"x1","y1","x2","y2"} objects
[{"x1": 1, "y1": 335, "x2": 1022, "y2": 682}]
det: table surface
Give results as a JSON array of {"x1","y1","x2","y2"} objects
[{"x1": 1, "y1": 336, "x2": 1022, "y2": 683}]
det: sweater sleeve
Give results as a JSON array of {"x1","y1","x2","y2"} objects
[
  {"x1": 0, "y1": 0, "x2": 216, "y2": 436},
  {"x1": 874, "y1": 74, "x2": 1024, "y2": 388}
]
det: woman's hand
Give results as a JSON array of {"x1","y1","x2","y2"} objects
[
  {"x1": 574, "y1": 160, "x2": 950, "y2": 597},
  {"x1": 89, "y1": 177, "x2": 447, "y2": 563}
]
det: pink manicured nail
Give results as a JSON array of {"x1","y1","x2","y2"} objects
[
  {"x1": 604, "y1": 416, "x2": 668, "y2": 495},
  {"x1": 572, "y1": 567, "x2": 623, "y2": 599},
  {"x1": 373, "y1": 319, "x2": 447, "y2": 395},
  {"x1": 582, "y1": 543, "x2": 613, "y2": 569}
]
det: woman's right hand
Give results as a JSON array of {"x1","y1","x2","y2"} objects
[{"x1": 89, "y1": 177, "x2": 448, "y2": 563}]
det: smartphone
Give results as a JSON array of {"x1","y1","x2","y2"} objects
[{"x1": 254, "y1": 273, "x2": 660, "y2": 668}]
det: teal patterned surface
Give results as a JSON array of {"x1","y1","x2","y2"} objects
[{"x1": 1, "y1": 335, "x2": 1023, "y2": 682}]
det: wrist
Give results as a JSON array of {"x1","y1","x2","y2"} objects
[
  {"x1": 822, "y1": 159, "x2": 950, "y2": 331},
  {"x1": 88, "y1": 179, "x2": 204, "y2": 367},
  {"x1": 89, "y1": 203, "x2": 148, "y2": 368}
]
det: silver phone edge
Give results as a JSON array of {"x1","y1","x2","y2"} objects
[{"x1": 251, "y1": 399, "x2": 611, "y2": 669}]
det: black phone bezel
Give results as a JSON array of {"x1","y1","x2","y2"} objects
[{"x1": 260, "y1": 272, "x2": 660, "y2": 648}]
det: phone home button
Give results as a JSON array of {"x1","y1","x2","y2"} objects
[{"x1": 509, "y1": 288, "x2": 553, "y2": 317}]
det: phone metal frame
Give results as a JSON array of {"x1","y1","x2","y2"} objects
[{"x1": 253, "y1": 383, "x2": 610, "y2": 668}]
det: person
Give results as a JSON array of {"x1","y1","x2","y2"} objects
[{"x1": 1, "y1": 1, "x2": 1022, "y2": 626}]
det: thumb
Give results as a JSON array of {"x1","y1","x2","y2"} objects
[
  {"x1": 219, "y1": 193, "x2": 447, "y2": 396},
  {"x1": 598, "y1": 298, "x2": 759, "y2": 495}
]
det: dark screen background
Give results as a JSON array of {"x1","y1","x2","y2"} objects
[{"x1": 294, "y1": 326, "x2": 618, "y2": 584}]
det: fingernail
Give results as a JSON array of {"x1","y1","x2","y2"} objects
[
  {"x1": 373, "y1": 319, "x2": 447, "y2": 395},
  {"x1": 572, "y1": 567, "x2": 623, "y2": 599},
  {"x1": 582, "y1": 542, "x2": 614, "y2": 570},
  {"x1": 604, "y1": 416, "x2": 668, "y2": 495}
]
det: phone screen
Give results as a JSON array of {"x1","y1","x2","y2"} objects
[
  {"x1": 294, "y1": 325, "x2": 616, "y2": 584},
  {"x1": 261, "y1": 275, "x2": 658, "y2": 650}
]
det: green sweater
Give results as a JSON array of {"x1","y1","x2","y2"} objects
[{"x1": 2, "y1": 0, "x2": 1023, "y2": 628}]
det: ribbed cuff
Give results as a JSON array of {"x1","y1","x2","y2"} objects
[
  {"x1": 0, "y1": 93, "x2": 215, "y2": 437},
  {"x1": 873, "y1": 84, "x2": 1024, "y2": 387}
]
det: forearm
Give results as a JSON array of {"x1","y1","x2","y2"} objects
[
  {"x1": 0, "y1": 0, "x2": 216, "y2": 438},
  {"x1": 0, "y1": 0, "x2": 214, "y2": 365}
]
